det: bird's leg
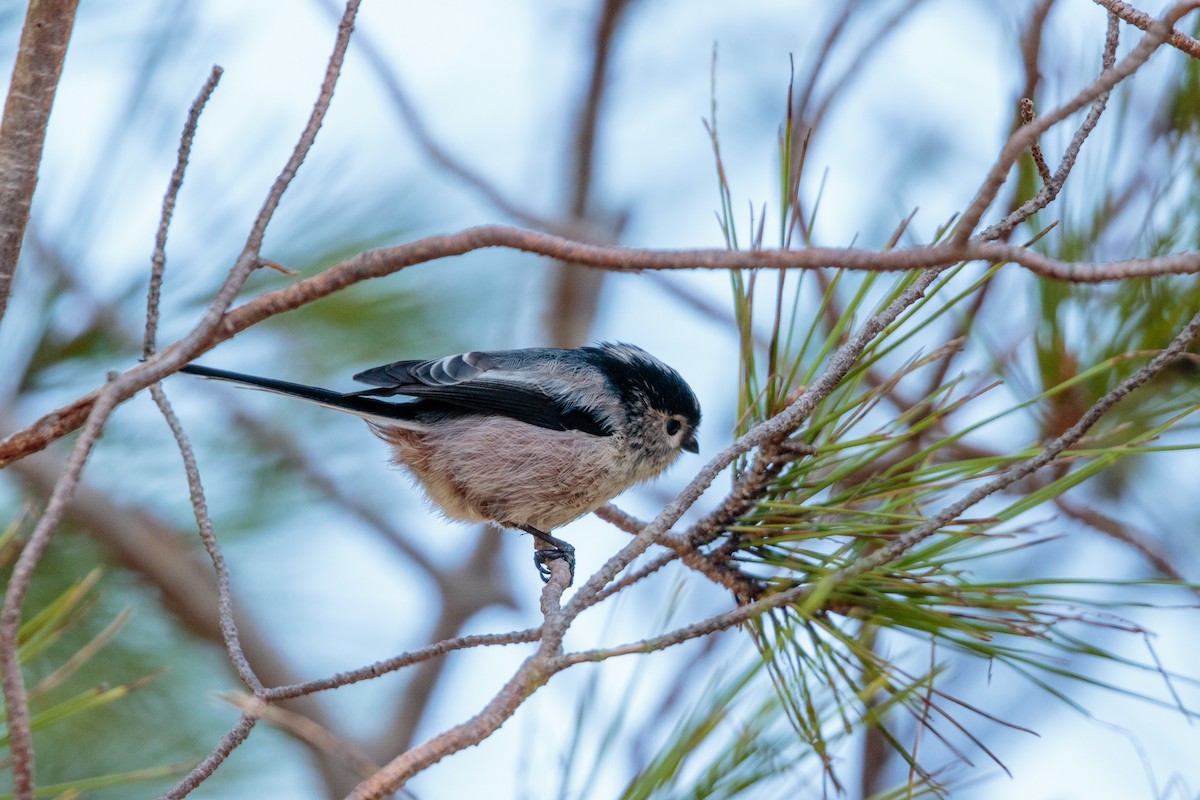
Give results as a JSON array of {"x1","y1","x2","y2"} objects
[{"x1": 517, "y1": 525, "x2": 575, "y2": 585}]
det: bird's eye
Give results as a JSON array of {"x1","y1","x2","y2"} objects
[{"x1": 665, "y1": 418, "x2": 682, "y2": 436}]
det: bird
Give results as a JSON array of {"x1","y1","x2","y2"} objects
[{"x1": 179, "y1": 342, "x2": 701, "y2": 584}]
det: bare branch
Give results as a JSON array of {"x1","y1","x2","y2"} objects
[
  {"x1": 1093, "y1": 0, "x2": 1200, "y2": 58},
  {"x1": 0, "y1": 380, "x2": 120, "y2": 800},
  {"x1": 265, "y1": 627, "x2": 541, "y2": 701},
  {"x1": 190, "y1": 232, "x2": 1200, "y2": 328},
  {"x1": 0, "y1": 0, "x2": 79, "y2": 326},
  {"x1": 0, "y1": 1, "x2": 364, "y2": 465},
  {"x1": 1019, "y1": 97, "x2": 1053, "y2": 184},
  {"x1": 346, "y1": 570, "x2": 572, "y2": 798},
  {"x1": 953, "y1": 1, "x2": 1199, "y2": 245},
  {"x1": 160, "y1": 713, "x2": 259, "y2": 800},
  {"x1": 4, "y1": 225, "x2": 1200, "y2": 471},
  {"x1": 980, "y1": 11, "x2": 1121, "y2": 242},
  {"x1": 150, "y1": 383, "x2": 263, "y2": 694},
  {"x1": 145, "y1": 66, "x2": 223, "y2": 358},
  {"x1": 176, "y1": 0, "x2": 361, "y2": 351}
]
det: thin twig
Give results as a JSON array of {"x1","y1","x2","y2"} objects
[
  {"x1": 141, "y1": 65, "x2": 262, "y2": 696},
  {"x1": 590, "y1": 504, "x2": 685, "y2": 600},
  {"x1": 593, "y1": 503, "x2": 766, "y2": 599},
  {"x1": 145, "y1": 65, "x2": 223, "y2": 358},
  {"x1": 265, "y1": 627, "x2": 541, "y2": 701},
  {"x1": 589, "y1": 549, "x2": 677, "y2": 602},
  {"x1": 176, "y1": 0, "x2": 361, "y2": 353},
  {"x1": 1019, "y1": 98, "x2": 1053, "y2": 184},
  {"x1": 147, "y1": 8, "x2": 362, "y2": 792},
  {"x1": 347, "y1": 570, "x2": 572, "y2": 798},
  {"x1": 998, "y1": 0, "x2": 1058, "y2": 242},
  {"x1": 0, "y1": 380, "x2": 120, "y2": 800},
  {"x1": 150, "y1": 383, "x2": 264, "y2": 694},
  {"x1": 954, "y1": 1, "x2": 1198, "y2": 245},
  {"x1": 141, "y1": 59, "x2": 263, "y2": 700},
  {"x1": 160, "y1": 713, "x2": 259, "y2": 800},
  {"x1": 979, "y1": 11, "x2": 1121, "y2": 242},
  {"x1": 1092, "y1": 0, "x2": 1200, "y2": 58}
]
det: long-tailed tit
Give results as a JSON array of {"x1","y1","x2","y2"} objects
[{"x1": 181, "y1": 342, "x2": 701, "y2": 583}]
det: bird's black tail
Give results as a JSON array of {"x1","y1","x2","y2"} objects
[{"x1": 179, "y1": 363, "x2": 421, "y2": 424}]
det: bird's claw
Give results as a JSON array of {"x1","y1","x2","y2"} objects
[{"x1": 533, "y1": 545, "x2": 575, "y2": 585}]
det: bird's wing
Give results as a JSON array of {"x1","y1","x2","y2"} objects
[
  {"x1": 351, "y1": 351, "x2": 611, "y2": 435},
  {"x1": 351, "y1": 350, "x2": 500, "y2": 389}
]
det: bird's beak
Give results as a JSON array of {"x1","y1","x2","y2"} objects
[{"x1": 682, "y1": 430, "x2": 699, "y2": 454}]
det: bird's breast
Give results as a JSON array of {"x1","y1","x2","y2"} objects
[{"x1": 372, "y1": 416, "x2": 636, "y2": 531}]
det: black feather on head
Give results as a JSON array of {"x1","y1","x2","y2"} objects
[{"x1": 584, "y1": 343, "x2": 701, "y2": 426}]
